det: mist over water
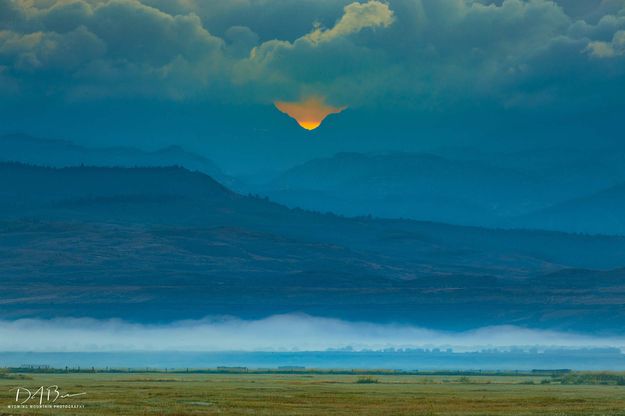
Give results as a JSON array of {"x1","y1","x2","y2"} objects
[{"x1": 2, "y1": 314, "x2": 625, "y2": 353}]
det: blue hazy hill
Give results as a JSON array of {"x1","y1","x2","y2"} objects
[
  {"x1": 257, "y1": 152, "x2": 553, "y2": 227},
  {"x1": 1, "y1": 163, "x2": 625, "y2": 333},
  {"x1": 7, "y1": 136, "x2": 625, "y2": 235},
  {"x1": 0, "y1": 133, "x2": 230, "y2": 185},
  {"x1": 258, "y1": 150, "x2": 625, "y2": 232},
  {"x1": 517, "y1": 182, "x2": 625, "y2": 235}
]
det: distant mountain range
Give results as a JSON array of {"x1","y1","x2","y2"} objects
[
  {"x1": 256, "y1": 151, "x2": 625, "y2": 235},
  {"x1": 0, "y1": 133, "x2": 230, "y2": 185},
  {"x1": 2, "y1": 163, "x2": 625, "y2": 333},
  {"x1": 262, "y1": 152, "x2": 543, "y2": 225},
  {"x1": 4, "y1": 134, "x2": 625, "y2": 235},
  {"x1": 518, "y1": 182, "x2": 625, "y2": 235}
]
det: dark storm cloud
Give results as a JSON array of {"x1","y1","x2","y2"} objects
[{"x1": 1, "y1": 0, "x2": 625, "y2": 109}]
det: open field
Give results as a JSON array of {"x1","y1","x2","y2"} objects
[{"x1": 2, "y1": 371, "x2": 625, "y2": 415}]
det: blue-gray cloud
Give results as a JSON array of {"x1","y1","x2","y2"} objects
[{"x1": 1, "y1": 0, "x2": 625, "y2": 110}]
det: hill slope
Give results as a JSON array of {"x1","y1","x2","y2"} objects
[
  {"x1": 0, "y1": 133, "x2": 229, "y2": 184},
  {"x1": 261, "y1": 152, "x2": 548, "y2": 226},
  {"x1": 2, "y1": 163, "x2": 625, "y2": 332},
  {"x1": 518, "y1": 182, "x2": 625, "y2": 235}
]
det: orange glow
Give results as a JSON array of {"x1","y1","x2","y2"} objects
[{"x1": 274, "y1": 97, "x2": 346, "y2": 131}]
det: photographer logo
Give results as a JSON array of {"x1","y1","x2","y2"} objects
[{"x1": 8, "y1": 385, "x2": 86, "y2": 409}]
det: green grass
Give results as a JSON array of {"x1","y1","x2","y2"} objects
[{"x1": 2, "y1": 372, "x2": 625, "y2": 415}]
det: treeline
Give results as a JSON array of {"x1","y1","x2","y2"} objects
[
  {"x1": 556, "y1": 373, "x2": 625, "y2": 385},
  {"x1": 1, "y1": 367, "x2": 587, "y2": 378}
]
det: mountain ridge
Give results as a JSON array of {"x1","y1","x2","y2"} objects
[
  {"x1": 2, "y1": 162, "x2": 625, "y2": 332},
  {"x1": 0, "y1": 133, "x2": 230, "y2": 185},
  {"x1": 517, "y1": 181, "x2": 625, "y2": 235}
]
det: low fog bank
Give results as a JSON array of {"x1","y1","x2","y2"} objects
[{"x1": 1, "y1": 314, "x2": 624, "y2": 352}]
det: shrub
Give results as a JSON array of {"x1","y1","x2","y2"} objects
[{"x1": 356, "y1": 376, "x2": 380, "y2": 384}]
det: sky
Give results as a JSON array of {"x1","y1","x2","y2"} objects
[{"x1": 2, "y1": 0, "x2": 625, "y2": 173}]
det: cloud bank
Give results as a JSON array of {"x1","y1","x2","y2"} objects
[
  {"x1": 1, "y1": 314, "x2": 625, "y2": 352},
  {"x1": 1, "y1": 0, "x2": 625, "y2": 111}
]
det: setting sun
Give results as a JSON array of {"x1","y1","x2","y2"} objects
[{"x1": 274, "y1": 97, "x2": 346, "y2": 130}]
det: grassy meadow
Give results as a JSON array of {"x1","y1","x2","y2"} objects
[{"x1": 2, "y1": 371, "x2": 625, "y2": 415}]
